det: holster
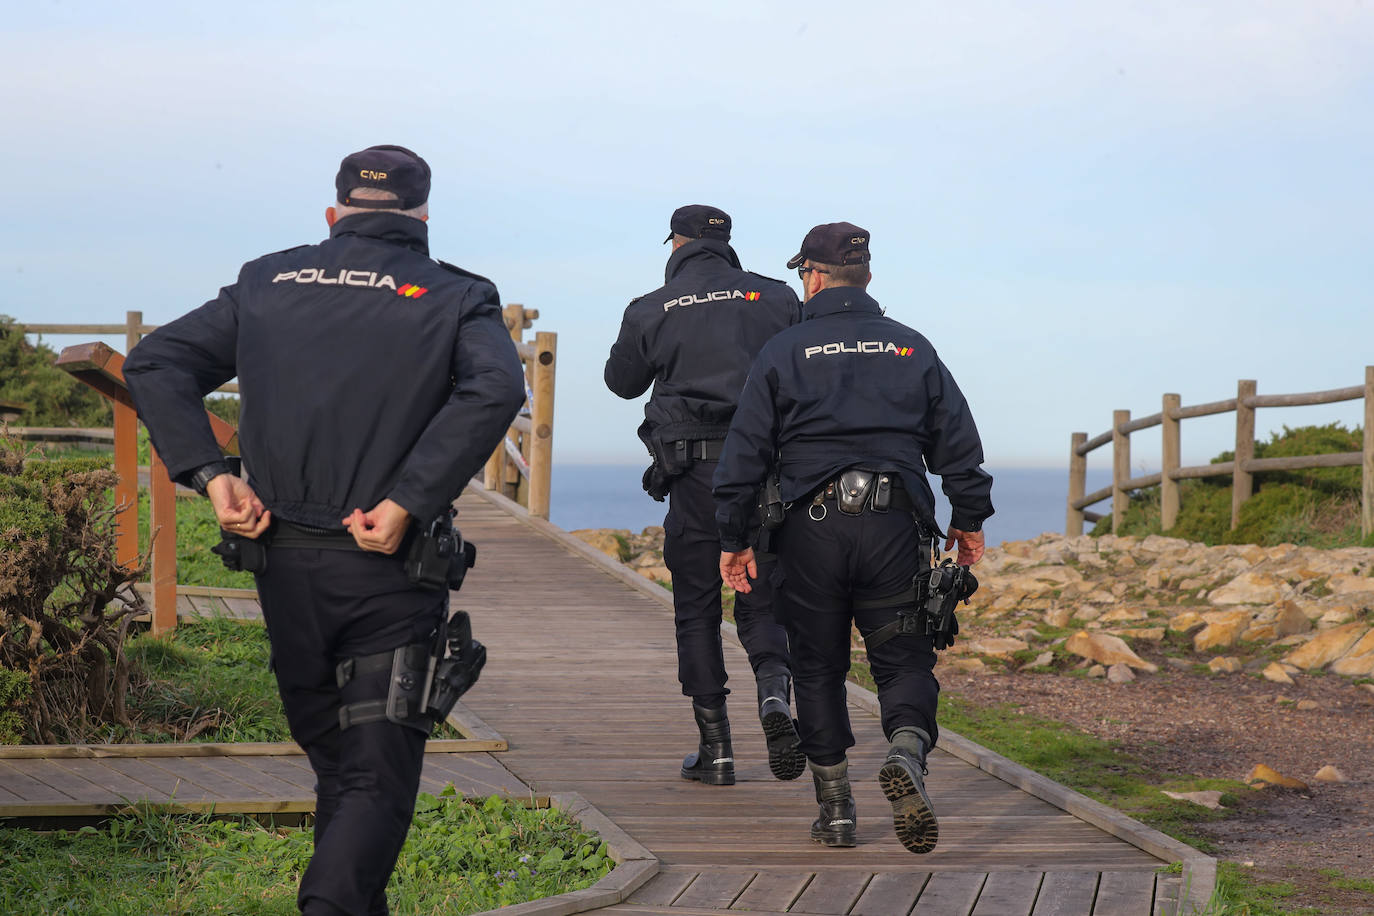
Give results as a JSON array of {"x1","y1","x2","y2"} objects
[
  {"x1": 405, "y1": 511, "x2": 478, "y2": 591},
  {"x1": 212, "y1": 528, "x2": 271, "y2": 574}
]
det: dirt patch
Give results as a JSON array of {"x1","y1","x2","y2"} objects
[{"x1": 938, "y1": 661, "x2": 1374, "y2": 910}]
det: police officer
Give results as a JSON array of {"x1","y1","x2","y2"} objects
[
  {"x1": 124, "y1": 145, "x2": 526, "y2": 915},
  {"x1": 604, "y1": 205, "x2": 805, "y2": 786},
  {"x1": 713, "y1": 222, "x2": 993, "y2": 854}
]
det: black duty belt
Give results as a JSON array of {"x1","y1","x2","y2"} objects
[
  {"x1": 674, "y1": 438, "x2": 725, "y2": 462},
  {"x1": 271, "y1": 521, "x2": 365, "y2": 552},
  {"x1": 814, "y1": 475, "x2": 915, "y2": 512}
]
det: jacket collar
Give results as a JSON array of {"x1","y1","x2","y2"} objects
[
  {"x1": 664, "y1": 237, "x2": 742, "y2": 283},
  {"x1": 802, "y1": 286, "x2": 882, "y2": 320},
  {"x1": 329, "y1": 212, "x2": 430, "y2": 257}
]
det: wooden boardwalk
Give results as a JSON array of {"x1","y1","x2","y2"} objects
[{"x1": 0, "y1": 487, "x2": 1212, "y2": 915}]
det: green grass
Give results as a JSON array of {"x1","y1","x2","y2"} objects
[
  {"x1": 0, "y1": 790, "x2": 612, "y2": 915},
  {"x1": 135, "y1": 491, "x2": 255, "y2": 589}
]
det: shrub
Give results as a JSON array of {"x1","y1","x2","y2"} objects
[
  {"x1": 0, "y1": 317, "x2": 111, "y2": 428},
  {"x1": 0, "y1": 436, "x2": 144, "y2": 742}
]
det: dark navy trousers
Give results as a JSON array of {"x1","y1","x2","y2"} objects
[
  {"x1": 256, "y1": 545, "x2": 446, "y2": 916},
  {"x1": 663, "y1": 462, "x2": 791, "y2": 706},
  {"x1": 772, "y1": 503, "x2": 939, "y2": 766}
]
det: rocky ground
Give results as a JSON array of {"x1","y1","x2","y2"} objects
[{"x1": 571, "y1": 526, "x2": 1374, "y2": 908}]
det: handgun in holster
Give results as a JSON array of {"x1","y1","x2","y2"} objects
[{"x1": 405, "y1": 510, "x2": 478, "y2": 591}]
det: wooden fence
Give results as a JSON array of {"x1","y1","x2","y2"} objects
[
  {"x1": 31, "y1": 307, "x2": 556, "y2": 632},
  {"x1": 1067, "y1": 369, "x2": 1374, "y2": 537}
]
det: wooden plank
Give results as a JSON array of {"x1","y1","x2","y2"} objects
[
  {"x1": 46, "y1": 758, "x2": 166, "y2": 805},
  {"x1": 971, "y1": 872, "x2": 1043, "y2": 916},
  {"x1": 1091, "y1": 871, "x2": 1155, "y2": 916},
  {"x1": 12, "y1": 759, "x2": 119, "y2": 804},
  {"x1": 625, "y1": 867, "x2": 698, "y2": 906},
  {"x1": 0, "y1": 759, "x2": 78, "y2": 802},
  {"x1": 852, "y1": 872, "x2": 928, "y2": 916},
  {"x1": 730, "y1": 870, "x2": 813, "y2": 911},
  {"x1": 912, "y1": 872, "x2": 986, "y2": 916},
  {"x1": 1031, "y1": 872, "x2": 1099, "y2": 916},
  {"x1": 196, "y1": 756, "x2": 310, "y2": 801},
  {"x1": 222, "y1": 597, "x2": 263, "y2": 619},
  {"x1": 791, "y1": 870, "x2": 874, "y2": 914},
  {"x1": 673, "y1": 870, "x2": 754, "y2": 909}
]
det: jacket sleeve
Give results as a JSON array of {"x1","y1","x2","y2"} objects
[
  {"x1": 604, "y1": 304, "x2": 655, "y2": 399},
  {"x1": 387, "y1": 282, "x2": 526, "y2": 521},
  {"x1": 123, "y1": 285, "x2": 239, "y2": 485},
  {"x1": 712, "y1": 352, "x2": 780, "y2": 551},
  {"x1": 923, "y1": 355, "x2": 994, "y2": 532}
]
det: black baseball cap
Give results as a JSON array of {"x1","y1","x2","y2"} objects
[
  {"x1": 786, "y1": 222, "x2": 871, "y2": 269},
  {"x1": 664, "y1": 204, "x2": 732, "y2": 244},
  {"x1": 335, "y1": 145, "x2": 431, "y2": 209}
]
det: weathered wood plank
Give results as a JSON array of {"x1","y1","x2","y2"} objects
[
  {"x1": 1092, "y1": 871, "x2": 1156, "y2": 916},
  {"x1": 624, "y1": 867, "x2": 697, "y2": 906},
  {"x1": 791, "y1": 870, "x2": 874, "y2": 914},
  {"x1": 673, "y1": 870, "x2": 754, "y2": 909},
  {"x1": 852, "y1": 872, "x2": 929, "y2": 916},
  {"x1": 730, "y1": 870, "x2": 813, "y2": 911},
  {"x1": 911, "y1": 872, "x2": 987, "y2": 916},
  {"x1": 1031, "y1": 872, "x2": 1099, "y2": 916},
  {"x1": 971, "y1": 871, "x2": 1043, "y2": 916},
  {"x1": 0, "y1": 759, "x2": 78, "y2": 802}
]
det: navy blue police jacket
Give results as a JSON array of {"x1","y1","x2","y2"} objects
[
  {"x1": 604, "y1": 239, "x2": 801, "y2": 447},
  {"x1": 124, "y1": 212, "x2": 527, "y2": 530},
  {"x1": 712, "y1": 286, "x2": 994, "y2": 552}
]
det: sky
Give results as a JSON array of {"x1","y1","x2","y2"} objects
[{"x1": 4, "y1": 0, "x2": 1371, "y2": 480}]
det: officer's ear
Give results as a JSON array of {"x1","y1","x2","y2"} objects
[{"x1": 325, "y1": 206, "x2": 338, "y2": 228}]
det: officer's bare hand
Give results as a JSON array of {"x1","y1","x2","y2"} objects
[
  {"x1": 945, "y1": 528, "x2": 985, "y2": 565},
  {"x1": 720, "y1": 548, "x2": 758, "y2": 594},
  {"x1": 342, "y1": 499, "x2": 412, "y2": 554},
  {"x1": 207, "y1": 474, "x2": 272, "y2": 539}
]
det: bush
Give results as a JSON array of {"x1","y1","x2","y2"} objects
[
  {"x1": 0, "y1": 317, "x2": 111, "y2": 428},
  {"x1": 0, "y1": 436, "x2": 145, "y2": 742}
]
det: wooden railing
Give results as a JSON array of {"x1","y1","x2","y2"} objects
[
  {"x1": 1067, "y1": 369, "x2": 1374, "y2": 537},
  {"x1": 482, "y1": 304, "x2": 557, "y2": 519},
  {"x1": 53, "y1": 343, "x2": 239, "y2": 635}
]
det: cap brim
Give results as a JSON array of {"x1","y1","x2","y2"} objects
[
  {"x1": 663, "y1": 232, "x2": 674, "y2": 244},
  {"x1": 785, "y1": 252, "x2": 805, "y2": 270}
]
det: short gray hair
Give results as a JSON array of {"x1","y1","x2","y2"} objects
[{"x1": 334, "y1": 186, "x2": 428, "y2": 221}]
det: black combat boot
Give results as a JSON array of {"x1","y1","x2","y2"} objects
[
  {"x1": 808, "y1": 758, "x2": 857, "y2": 847},
  {"x1": 878, "y1": 726, "x2": 938, "y2": 854},
  {"x1": 680, "y1": 702, "x2": 735, "y2": 785},
  {"x1": 756, "y1": 669, "x2": 804, "y2": 781}
]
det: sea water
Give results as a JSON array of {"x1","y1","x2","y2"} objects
[{"x1": 545, "y1": 464, "x2": 1114, "y2": 547}]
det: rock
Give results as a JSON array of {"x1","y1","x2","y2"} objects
[
  {"x1": 1208, "y1": 656, "x2": 1243, "y2": 674},
  {"x1": 1314, "y1": 765, "x2": 1348, "y2": 783},
  {"x1": 570, "y1": 529, "x2": 628, "y2": 561},
  {"x1": 1283, "y1": 622, "x2": 1369, "y2": 670},
  {"x1": 1118, "y1": 627, "x2": 1166, "y2": 642},
  {"x1": 1361, "y1": 684, "x2": 1374, "y2": 697},
  {"x1": 967, "y1": 637, "x2": 1030, "y2": 658},
  {"x1": 1099, "y1": 607, "x2": 1149, "y2": 624},
  {"x1": 1072, "y1": 605, "x2": 1105, "y2": 622},
  {"x1": 1044, "y1": 607, "x2": 1072, "y2": 628},
  {"x1": 1296, "y1": 699, "x2": 1319, "y2": 711},
  {"x1": 1193, "y1": 609, "x2": 1253, "y2": 652},
  {"x1": 1330, "y1": 650, "x2": 1374, "y2": 677},
  {"x1": 1261, "y1": 663, "x2": 1295, "y2": 685},
  {"x1": 636, "y1": 566, "x2": 672, "y2": 585},
  {"x1": 1326, "y1": 573, "x2": 1374, "y2": 596},
  {"x1": 630, "y1": 551, "x2": 664, "y2": 568},
  {"x1": 1163, "y1": 790, "x2": 1224, "y2": 810},
  {"x1": 1210, "y1": 572, "x2": 1285, "y2": 606},
  {"x1": 1319, "y1": 607, "x2": 1357, "y2": 627},
  {"x1": 1107, "y1": 663, "x2": 1135, "y2": 684},
  {"x1": 950, "y1": 657, "x2": 988, "y2": 673},
  {"x1": 1086, "y1": 664, "x2": 1106, "y2": 678},
  {"x1": 1168, "y1": 611, "x2": 1206, "y2": 634},
  {"x1": 1241, "y1": 623, "x2": 1277, "y2": 642},
  {"x1": 1274, "y1": 600, "x2": 1313, "y2": 637},
  {"x1": 1247, "y1": 764, "x2": 1309, "y2": 790},
  {"x1": 1023, "y1": 651, "x2": 1054, "y2": 670},
  {"x1": 1064, "y1": 631, "x2": 1159, "y2": 672},
  {"x1": 1165, "y1": 657, "x2": 1193, "y2": 669}
]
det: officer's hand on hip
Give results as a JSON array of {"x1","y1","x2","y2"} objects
[
  {"x1": 342, "y1": 499, "x2": 412, "y2": 554},
  {"x1": 207, "y1": 475, "x2": 272, "y2": 539},
  {"x1": 720, "y1": 548, "x2": 757, "y2": 594},
  {"x1": 945, "y1": 528, "x2": 985, "y2": 566}
]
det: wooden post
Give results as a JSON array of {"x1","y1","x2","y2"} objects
[
  {"x1": 112, "y1": 400, "x2": 139, "y2": 567},
  {"x1": 1232, "y1": 379, "x2": 1257, "y2": 530},
  {"x1": 148, "y1": 446, "x2": 177, "y2": 634},
  {"x1": 1111, "y1": 410, "x2": 1130, "y2": 534},
  {"x1": 1161, "y1": 393, "x2": 1181, "y2": 531},
  {"x1": 485, "y1": 304, "x2": 527, "y2": 492},
  {"x1": 125, "y1": 310, "x2": 143, "y2": 357},
  {"x1": 1066, "y1": 432, "x2": 1086, "y2": 535},
  {"x1": 528, "y1": 331, "x2": 557, "y2": 520},
  {"x1": 1363, "y1": 366, "x2": 1374, "y2": 540}
]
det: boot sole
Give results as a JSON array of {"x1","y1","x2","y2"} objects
[
  {"x1": 761, "y1": 711, "x2": 805, "y2": 781},
  {"x1": 809, "y1": 824, "x2": 857, "y2": 847},
  {"x1": 878, "y1": 762, "x2": 938, "y2": 854}
]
